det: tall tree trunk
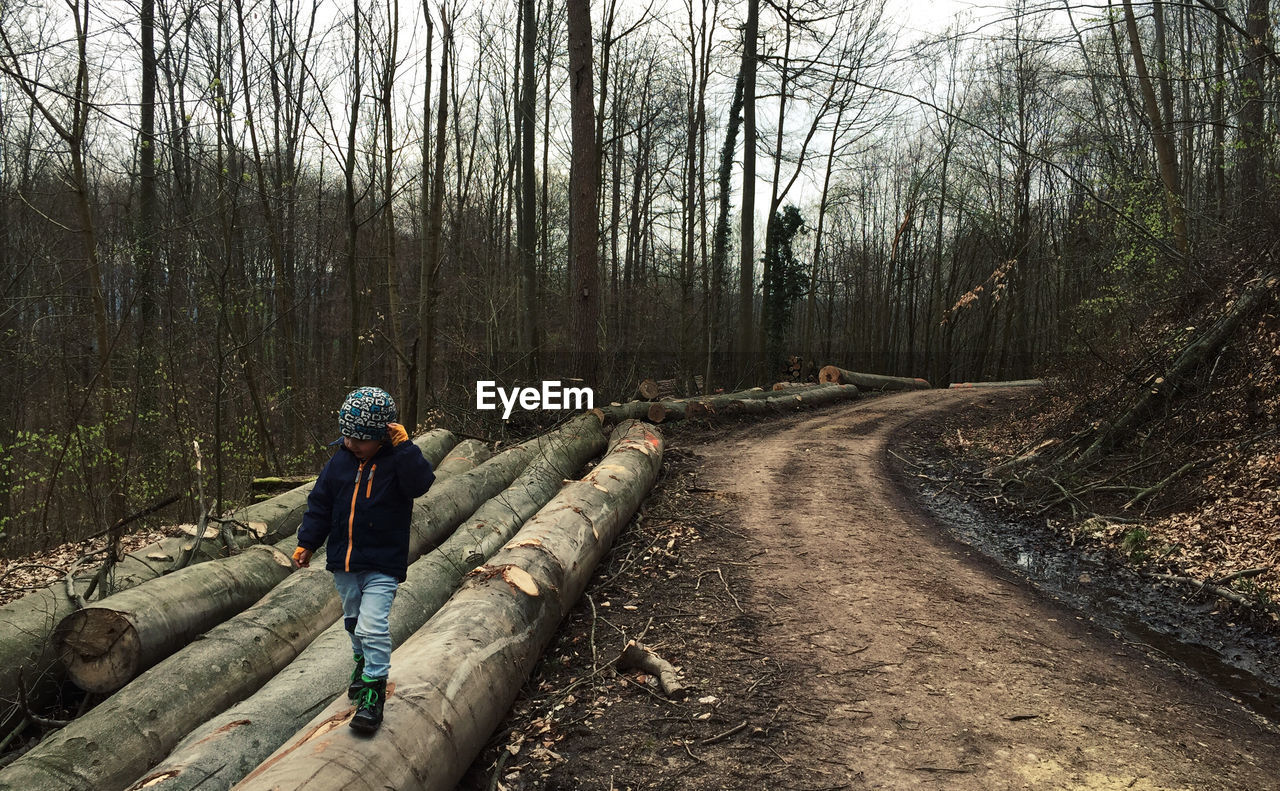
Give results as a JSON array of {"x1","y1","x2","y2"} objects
[
  {"x1": 1240, "y1": 0, "x2": 1270, "y2": 219},
  {"x1": 344, "y1": 0, "x2": 363, "y2": 384},
  {"x1": 135, "y1": 0, "x2": 158, "y2": 412},
  {"x1": 421, "y1": 10, "x2": 451, "y2": 399},
  {"x1": 413, "y1": 16, "x2": 433, "y2": 426},
  {"x1": 706, "y1": 71, "x2": 744, "y2": 394},
  {"x1": 567, "y1": 0, "x2": 599, "y2": 386},
  {"x1": 519, "y1": 0, "x2": 538, "y2": 379},
  {"x1": 1121, "y1": 0, "x2": 1189, "y2": 255},
  {"x1": 736, "y1": 0, "x2": 758, "y2": 383},
  {"x1": 381, "y1": 0, "x2": 405, "y2": 400}
]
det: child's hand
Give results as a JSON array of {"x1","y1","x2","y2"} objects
[
  {"x1": 386, "y1": 422, "x2": 409, "y2": 447},
  {"x1": 292, "y1": 546, "x2": 312, "y2": 568}
]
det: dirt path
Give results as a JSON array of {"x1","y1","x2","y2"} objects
[
  {"x1": 463, "y1": 388, "x2": 1280, "y2": 791},
  {"x1": 692, "y1": 388, "x2": 1280, "y2": 790}
]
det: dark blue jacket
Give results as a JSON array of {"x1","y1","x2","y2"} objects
[{"x1": 296, "y1": 440, "x2": 435, "y2": 582}]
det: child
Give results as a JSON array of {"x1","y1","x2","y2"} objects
[{"x1": 292, "y1": 386, "x2": 435, "y2": 734}]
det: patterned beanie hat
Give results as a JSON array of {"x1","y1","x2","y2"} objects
[{"x1": 338, "y1": 386, "x2": 397, "y2": 440}]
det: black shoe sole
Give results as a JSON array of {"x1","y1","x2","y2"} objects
[{"x1": 349, "y1": 717, "x2": 380, "y2": 734}]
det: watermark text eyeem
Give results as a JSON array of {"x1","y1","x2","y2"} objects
[{"x1": 475, "y1": 380, "x2": 594, "y2": 419}]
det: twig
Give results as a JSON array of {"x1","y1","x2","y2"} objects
[
  {"x1": 63, "y1": 554, "x2": 97, "y2": 609},
  {"x1": 16, "y1": 673, "x2": 69, "y2": 729},
  {"x1": 699, "y1": 720, "x2": 748, "y2": 746},
  {"x1": 1153, "y1": 573, "x2": 1254, "y2": 608},
  {"x1": 1213, "y1": 566, "x2": 1271, "y2": 586},
  {"x1": 486, "y1": 747, "x2": 511, "y2": 791},
  {"x1": 0, "y1": 716, "x2": 28, "y2": 754},
  {"x1": 716, "y1": 568, "x2": 745, "y2": 613}
]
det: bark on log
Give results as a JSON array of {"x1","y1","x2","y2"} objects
[
  {"x1": 0, "y1": 430, "x2": 456, "y2": 721},
  {"x1": 723, "y1": 384, "x2": 859, "y2": 415},
  {"x1": 948, "y1": 379, "x2": 1044, "y2": 389},
  {"x1": 591, "y1": 400, "x2": 654, "y2": 424},
  {"x1": 233, "y1": 421, "x2": 664, "y2": 791},
  {"x1": 52, "y1": 545, "x2": 295, "y2": 694},
  {"x1": 128, "y1": 417, "x2": 606, "y2": 791},
  {"x1": 771, "y1": 381, "x2": 818, "y2": 391},
  {"x1": 818, "y1": 365, "x2": 930, "y2": 391},
  {"x1": 0, "y1": 432, "x2": 531, "y2": 791},
  {"x1": 685, "y1": 385, "x2": 797, "y2": 417}
]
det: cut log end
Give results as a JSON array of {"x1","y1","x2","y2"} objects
[
  {"x1": 647, "y1": 403, "x2": 668, "y2": 423},
  {"x1": 818, "y1": 365, "x2": 842, "y2": 384},
  {"x1": 636, "y1": 379, "x2": 660, "y2": 400},
  {"x1": 55, "y1": 608, "x2": 142, "y2": 694}
]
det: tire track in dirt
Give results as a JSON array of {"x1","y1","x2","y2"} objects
[{"x1": 694, "y1": 388, "x2": 1280, "y2": 790}]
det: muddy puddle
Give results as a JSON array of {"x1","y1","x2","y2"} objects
[{"x1": 903, "y1": 458, "x2": 1280, "y2": 726}]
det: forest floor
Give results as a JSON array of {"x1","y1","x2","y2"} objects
[{"x1": 457, "y1": 388, "x2": 1280, "y2": 791}]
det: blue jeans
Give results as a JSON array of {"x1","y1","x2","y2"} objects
[{"x1": 332, "y1": 571, "x2": 398, "y2": 680}]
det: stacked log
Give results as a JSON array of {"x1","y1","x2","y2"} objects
[
  {"x1": 128, "y1": 416, "x2": 606, "y2": 791},
  {"x1": 948, "y1": 379, "x2": 1044, "y2": 389},
  {"x1": 0, "y1": 432, "x2": 542, "y2": 791},
  {"x1": 234, "y1": 421, "x2": 665, "y2": 791},
  {"x1": 724, "y1": 383, "x2": 859, "y2": 415},
  {"x1": 818, "y1": 365, "x2": 931, "y2": 391},
  {"x1": 0, "y1": 429, "x2": 457, "y2": 726}
]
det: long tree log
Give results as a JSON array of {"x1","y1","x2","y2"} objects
[
  {"x1": 233, "y1": 421, "x2": 664, "y2": 791},
  {"x1": 684, "y1": 385, "x2": 781, "y2": 417},
  {"x1": 723, "y1": 383, "x2": 859, "y2": 415},
  {"x1": 0, "y1": 430, "x2": 457, "y2": 722},
  {"x1": 52, "y1": 545, "x2": 295, "y2": 694},
  {"x1": 818, "y1": 365, "x2": 931, "y2": 391},
  {"x1": 128, "y1": 417, "x2": 607, "y2": 791},
  {"x1": 0, "y1": 430, "x2": 548, "y2": 791},
  {"x1": 949, "y1": 379, "x2": 1045, "y2": 388}
]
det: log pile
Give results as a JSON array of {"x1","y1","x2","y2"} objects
[
  {"x1": 0, "y1": 429, "x2": 456, "y2": 729},
  {"x1": 125, "y1": 416, "x2": 606, "y2": 791},
  {"x1": 818, "y1": 365, "x2": 931, "y2": 391},
  {"x1": 234, "y1": 421, "x2": 664, "y2": 791},
  {"x1": 0, "y1": 431, "x2": 516, "y2": 791}
]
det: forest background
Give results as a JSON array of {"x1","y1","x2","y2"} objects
[{"x1": 0, "y1": 0, "x2": 1272, "y2": 555}]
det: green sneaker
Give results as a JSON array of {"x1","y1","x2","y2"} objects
[
  {"x1": 349, "y1": 675, "x2": 386, "y2": 734},
  {"x1": 346, "y1": 655, "x2": 366, "y2": 700}
]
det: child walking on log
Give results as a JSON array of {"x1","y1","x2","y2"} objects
[{"x1": 292, "y1": 386, "x2": 436, "y2": 734}]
